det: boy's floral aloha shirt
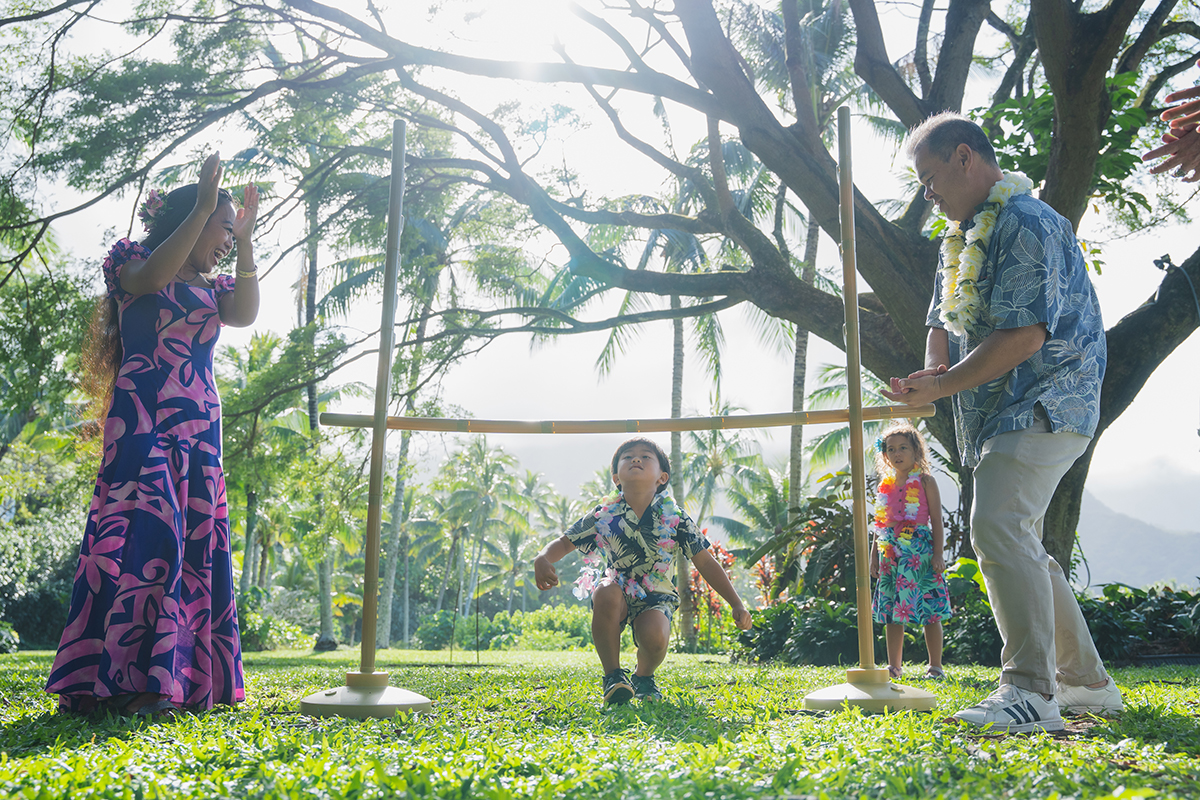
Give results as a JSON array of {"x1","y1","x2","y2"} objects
[
  {"x1": 926, "y1": 193, "x2": 1106, "y2": 467},
  {"x1": 565, "y1": 490, "x2": 708, "y2": 606}
]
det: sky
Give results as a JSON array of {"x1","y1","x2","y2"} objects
[{"x1": 47, "y1": 1, "x2": 1200, "y2": 539}]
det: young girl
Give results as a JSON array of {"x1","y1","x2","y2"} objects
[
  {"x1": 869, "y1": 423, "x2": 952, "y2": 680},
  {"x1": 46, "y1": 153, "x2": 259, "y2": 716}
]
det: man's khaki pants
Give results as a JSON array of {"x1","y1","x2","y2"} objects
[{"x1": 970, "y1": 415, "x2": 1108, "y2": 697}]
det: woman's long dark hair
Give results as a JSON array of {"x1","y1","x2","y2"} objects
[{"x1": 82, "y1": 184, "x2": 234, "y2": 425}]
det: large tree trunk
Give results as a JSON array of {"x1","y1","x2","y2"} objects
[
  {"x1": 256, "y1": 533, "x2": 271, "y2": 588},
  {"x1": 314, "y1": 544, "x2": 336, "y2": 650},
  {"x1": 402, "y1": 532, "x2": 411, "y2": 644},
  {"x1": 434, "y1": 536, "x2": 457, "y2": 613},
  {"x1": 377, "y1": 441, "x2": 409, "y2": 648},
  {"x1": 239, "y1": 489, "x2": 258, "y2": 597}
]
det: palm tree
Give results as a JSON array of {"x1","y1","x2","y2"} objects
[
  {"x1": 680, "y1": 391, "x2": 756, "y2": 530},
  {"x1": 216, "y1": 332, "x2": 310, "y2": 597},
  {"x1": 708, "y1": 455, "x2": 791, "y2": 550},
  {"x1": 433, "y1": 439, "x2": 526, "y2": 617}
]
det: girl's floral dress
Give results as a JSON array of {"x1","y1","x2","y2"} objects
[
  {"x1": 46, "y1": 238, "x2": 245, "y2": 711},
  {"x1": 872, "y1": 472, "x2": 953, "y2": 627}
]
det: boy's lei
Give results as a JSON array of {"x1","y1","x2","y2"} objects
[
  {"x1": 873, "y1": 469, "x2": 925, "y2": 543},
  {"x1": 938, "y1": 171, "x2": 1035, "y2": 336},
  {"x1": 573, "y1": 489, "x2": 681, "y2": 601}
]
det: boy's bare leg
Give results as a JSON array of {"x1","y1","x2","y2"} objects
[
  {"x1": 592, "y1": 582, "x2": 628, "y2": 673},
  {"x1": 885, "y1": 623, "x2": 905, "y2": 673},
  {"x1": 632, "y1": 610, "x2": 670, "y2": 676},
  {"x1": 924, "y1": 621, "x2": 944, "y2": 670}
]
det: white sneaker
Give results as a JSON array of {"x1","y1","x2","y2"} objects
[
  {"x1": 1056, "y1": 678, "x2": 1123, "y2": 715},
  {"x1": 952, "y1": 684, "x2": 1064, "y2": 733}
]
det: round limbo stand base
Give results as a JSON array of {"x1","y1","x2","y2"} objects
[
  {"x1": 299, "y1": 671, "x2": 433, "y2": 719},
  {"x1": 802, "y1": 667, "x2": 938, "y2": 713}
]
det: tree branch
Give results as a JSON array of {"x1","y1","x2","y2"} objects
[
  {"x1": 1115, "y1": 0, "x2": 1181, "y2": 76},
  {"x1": 847, "y1": 0, "x2": 926, "y2": 128}
]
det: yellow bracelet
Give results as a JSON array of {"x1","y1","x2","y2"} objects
[{"x1": 236, "y1": 268, "x2": 258, "y2": 279}]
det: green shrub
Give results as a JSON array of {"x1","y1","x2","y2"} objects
[
  {"x1": 453, "y1": 612, "x2": 501, "y2": 650},
  {"x1": 409, "y1": 603, "x2": 598, "y2": 651},
  {"x1": 0, "y1": 620, "x2": 18, "y2": 654},
  {"x1": 517, "y1": 603, "x2": 592, "y2": 647},
  {"x1": 414, "y1": 610, "x2": 457, "y2": 650},
  {"x1": 1079, "y1": 583, "x2": 1200, "y2": 662},
  {"x1": 237, "y1": 609, "x2": 306, "y2": 652},
  {"x1": 516, "y1": 628, "x2": 584, "y2": 650},
  {"x1": 735, "y1": 597, "x2": 859, "y2": 665},
  {"x1": 0, "y1": 508, "x2": 84, "y2": 647}
]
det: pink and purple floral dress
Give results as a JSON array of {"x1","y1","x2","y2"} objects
[
  {"x1": 872, "y1": 473, "x2": 953, "y2": 628},
  {"x1": 46, "y1": 239, "x2": 245, "y2": 711}
]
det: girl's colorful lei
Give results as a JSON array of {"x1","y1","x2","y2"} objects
[
  {"x1": 937, "y1": 171, "x2": 1034, "y2": 336},
  {"x1": 573, "y1": 489, "x2": 680, "y2": 601},
  {"x1": 873, "y1": 470, "x2": 925, "y2": 542}
]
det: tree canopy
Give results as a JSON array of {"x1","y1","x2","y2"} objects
[{"x1": 2, "y1": 0, "x2": 1198, "y2": 566}]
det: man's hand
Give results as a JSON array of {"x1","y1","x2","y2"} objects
[
  {"x1": 731, "y1": 604, "x2": 753, "y2": 630},
  {"x1": 533, "y1": 555, "x2": 559, "y2": 591},
  {"x1": 882, "y1": 364, "x2": 947, "y2": 405},
  {"x1": 881, "y1": 372, "x2": 945, "y2": 405},
  {"x1": 1143, "y1": 125, "x2": 1200, "y2": 182}
]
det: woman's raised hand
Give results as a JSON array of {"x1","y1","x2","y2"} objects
[
  {"x1": 232, "y1": 183, "x2": 259, "y2": 242},
  {"x1": 195, "y1": 152, "x2": 223, "y2": 216}
]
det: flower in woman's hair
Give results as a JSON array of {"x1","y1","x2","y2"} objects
[
  {"x1": 138, "y1": 189, "x2": 167, "y2": 232},
  {"x1": 874, "y1": 436, "x2": 886, "y2": 453}
]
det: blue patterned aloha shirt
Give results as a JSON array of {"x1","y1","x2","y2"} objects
[
  {"x1": 926, "y1": 193, "x2": 1107, "y2": 467},
  {"x1": 565, "y1": 491, "x2": 708, "y2": 608}
]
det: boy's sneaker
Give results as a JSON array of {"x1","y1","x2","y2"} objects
[
  {"x1": 631, "y1": 672, "x2": 662, "y2": 701},
  {"x1": 1056, "y1": 678, "x2": 1123, "y2": 715},
  {"x1": 602, "y1": 668, "x2": 634, "y2": 704},
  {"x1": 952, "y1": 684, "x2": 1064, "y2": 733}
]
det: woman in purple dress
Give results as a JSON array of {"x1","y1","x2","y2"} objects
[{"x1": 47, "y1": 153, "x2": 260, "y2": 716}]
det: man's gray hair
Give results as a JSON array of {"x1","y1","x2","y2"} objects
[{"x1": 905, "y1": 111, "x2": 999, "y2": 167}]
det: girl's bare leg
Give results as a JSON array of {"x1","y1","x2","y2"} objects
[
  {"x1": 924, "y1": 620, "x2": 944, "y2": 670},
  {"x1": 886, "y1": 623, "x2": 905, "y2": 674}
]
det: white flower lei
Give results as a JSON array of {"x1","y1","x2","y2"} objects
[{"x1": 938, "y1": 172, "x2": 1035, "y2": 336}]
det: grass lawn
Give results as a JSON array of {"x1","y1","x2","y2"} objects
[{"x1": 1, "y1": 648, "x2": 1198, "y2": 799}]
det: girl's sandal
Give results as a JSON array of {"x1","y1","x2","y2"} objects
[
  {"x1": 134, "y1": 698, "x2": 180, "y2": 718},
  {"x1": 103, "y1": 693, "x2": 146, "y2": 717},
  {"x1": 925, "y1": 666, "x2": 945, "y2": 680},
  {"x1": 887, "y1": 665, "x2": 902, "y2": 680}
]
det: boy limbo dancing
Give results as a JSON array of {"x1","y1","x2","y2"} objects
[{"x1": 534, "y1": 438, "x2": 752, "y2": 704}]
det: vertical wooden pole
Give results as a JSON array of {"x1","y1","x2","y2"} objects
[
  {"x1": 801, "y1": 107, "x2": 934, "y2": 709},
  {"x1": 359, "y1": 119, "x2": 406, "y2": 674},
  {"x1": 300, "y1": 120, "x2": 432, "y2": 716},
  {"x1": 837, "y1": 106, "x2": 875, "y2": 671}
]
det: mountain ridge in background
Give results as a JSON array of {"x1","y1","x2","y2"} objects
[{"x1": 1075, "y1": 490, "x2": 1200, "y2": 590}]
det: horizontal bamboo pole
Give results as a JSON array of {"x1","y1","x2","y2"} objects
[{"x1": 320, "y1": 404, "x2": 934, "y2": 435}]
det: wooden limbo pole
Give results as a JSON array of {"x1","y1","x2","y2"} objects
[
  {"x1": 306, "y1": 113, "x2": 938, "y2": 718},
  {"x1": 800, "y1": 107, "x2": 936, "y2": 712},
  {"x1": 299, "y1": 120, "x2": 433, "y2": 718}
]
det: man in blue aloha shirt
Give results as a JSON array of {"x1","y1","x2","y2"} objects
[{"x1": 884, "y1": 112, "x2": 1123, "y2": 732}]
